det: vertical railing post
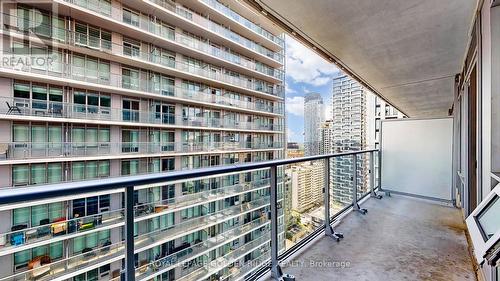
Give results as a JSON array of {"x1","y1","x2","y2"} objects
[
  {"x1": 369, "y1": 151, "x2": 375, "y2": 194},
  {"x1": 370, "y1": 151, "x2": 383, "y2": 199},
  {"x1": 124, "y1": 186, "x2": 135, "y2": 281},
  {"x1": 324, "y1": 157, "x2": 331, "y2": 232},
  {"x1": 270, "y1": 165, "x2": 282, "y2": 280},
  {"x1": 324, "y1": 157, "x2": 343, "y2": 241},
  {"x1": 378, "y1": 149, "x2": 383, "y2": 192},
  {"x1": 352, "y1": 154, "x2": 359, "y2": 208},
  {"x1": 352, "y1": 153, "x2": 367, "y2": 214}
]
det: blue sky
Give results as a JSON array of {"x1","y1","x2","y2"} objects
[{"x1": 285, "y1": 35, "x2": 340, "y2": 143}]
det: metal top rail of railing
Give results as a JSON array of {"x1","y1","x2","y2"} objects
[{"x1": 0, "y1": 149, "x2": 379, "y2": 281}]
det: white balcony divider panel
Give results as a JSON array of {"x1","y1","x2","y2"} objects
[{"x1": 381, "y1": 118, "x2": 453, "y2": 201}]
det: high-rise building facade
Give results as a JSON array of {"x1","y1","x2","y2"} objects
[
  {"x1": 288, "y1": 161, "x2": 324, "y2": 213},
  {"x1": 319, "y1": 120, "x2": 334, "y2": 155},
  {"x1": 0, "y1": 1, "x2": 285, "y2": 280},
  {"x1": 329, "y1": 73, "x2": 369, "y2": 204},
  {"x1": 303, "y1": 92, "x2": 324, "y2": 156},
  {"x1": 367, "y1": 95, "x2": 405, "y2": 182},
  {"x1": 372, "y1": 96, "x2": 405, "y2": 149}
]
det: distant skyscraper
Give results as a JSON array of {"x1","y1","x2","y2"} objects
[
  {"x1": 319, "y1": 120, "x2": 335, "y2": 155},
  {"x1": 329, "y1": 73, "x2": 369, "y2": 204},
  {"x1": 322, "y1": 73, "x2": 405, "y2": 205},
  {"x1": 304, "y1": 93, "x2": 324, "y2": 156}
]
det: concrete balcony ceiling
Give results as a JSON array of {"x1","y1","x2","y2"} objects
[{"x1": 254, "y1": 0, "x2": 477, "y2": 117}]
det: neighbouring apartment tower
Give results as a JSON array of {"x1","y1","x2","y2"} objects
[
  {"x1": 327, "y1": 73, "x2": 404, "y2": 205},
  {"x1": 0, "y1": 0, "x2": 285, "y2": 280},
  {"x1": 329, "y1": 73, "x2": 369, "y2": 204},
  {"x1": 303, "y1": 92, "x2": 324, "y2": 156}
]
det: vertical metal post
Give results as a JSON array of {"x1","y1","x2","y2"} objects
[
  {"x1": 124, "y1": 186, "x2": 135, "y2": 281},
  {"x1": 324, "y1": 157, "x2": 343, "y2": 241},
  {"x1": 324, "y1": 157, "x2": 331, "y2": 234},
  {"x1": 270, "y1": 165, "x2": 282, "y2": 280},
  {"x1": 378, "y1": 149, "x2": 383, "y2": 192},
  {"x1": 352, "y1": 154, "x2": 367, "y2": 214},
  {"x1": 352, "y1": 154, "x2": 359, "y2": 209},
  {"x1": 370, "y1": 151, "x2": 383, "y2": 199},
  {"x1": 370, "y1": 151, "x2": 375, "y2": 195}
]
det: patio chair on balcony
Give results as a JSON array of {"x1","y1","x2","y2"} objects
[
  {"x1": 82, "y1": 247, "x2": 95, "y2": 258},
  {"x1": 100, "y1": 240, "x2": 112, "y2": 254},
  {"x1": 5, "y1": 102, "x2": 21, "y2": 115}
]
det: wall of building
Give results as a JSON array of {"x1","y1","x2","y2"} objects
[{"x1": 0, "y1": 0, "x2": 286, "y2": 279}]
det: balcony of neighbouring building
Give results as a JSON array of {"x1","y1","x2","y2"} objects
[{"x1": 0, "y1": 97, "x2": 283, "y2": 130}]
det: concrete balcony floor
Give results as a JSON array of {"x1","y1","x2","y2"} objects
[{"x1": 277, "y1": 195, "x2": 476, "y2": 281}]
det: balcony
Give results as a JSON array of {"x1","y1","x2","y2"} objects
[
  {"x1": 56, "y1": 0, "x2": 284, "y2": 65},
  {"x1": 267, "y1": 195, "x2": 475, "y2": 281},
  {"x1": 0, "y1": 48, "x2": 283, "y2": 101},
  {"x1": 0, "y1": 150, "x2": 365, "y2": 281},
  {"x1": 0, "y1": 97, "x2": 282, "y2": 131},
  {"x1": 0, "y1": 141, "x2": 283, "y2": 162},
  {"x1": 144, "y1": 0, "x2": 283, "y2": 58},
  {"x1": 198, "y1": 0, "x2": 284, "y2": 47},
  {"x1": 2, "y1": 10, "x2": 284, "y2": 83},
  {"x1": 0, "y1": 140, "x2": 492, "y2": 281},
  {"x1": 2, "y1": 9, "x2": 284, "y2": 83},
  {"x1": 0, "y1": 1, "x2": 497, "y2": 280},
  {"x1": 0, "y1": 209, "x2": 124, "y2": 256}
]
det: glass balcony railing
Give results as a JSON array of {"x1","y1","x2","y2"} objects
[
  {"x1": 200, "y1": 0, "x2": 284, "y2": 47},
  {"x1": 0, "y1": 241, "x2": 125, "y2": 281},
  {"x1": 177, "y1": 234, "x2": 271, "y2": 281},
  {"x1": 0, "y1": 150, "x2": 379, "y2": 281},
  {"x1": 0, "y1": 141, "x2": 283, "y2": 161},
  {"x1": 0, "y1": 55, "x2": 283, "y2": 115},
  {"x1": 2, "y1": 15, "x2": 284, "y2": 109},
  {"x1": 144, "y1": 0, "x2": 284, "y2": 63},
  {"x1": 0, "y1": 209, "x2": 124, "y2": 251},
  {"x1": 57, "y1": 0, "x2": 284, "y2": 65},
  {"x1": 135, "y1": 217, "x2": 269, "y2": 279},
  {"x1": 0, "y1": 97, "x2": 282, "y2": 131},
  {"x1": 133, "y1": 179, "x2": 270, "y2": 221},
  {"x1": 0, "y1": 37, "x2": 282, "y2": 101},
  {"x1": 220, "y1": 249, "x2": 271, "y2": 281},
  {"x1": 134, "y1": 196, "x2": 271, "y2": 253}
]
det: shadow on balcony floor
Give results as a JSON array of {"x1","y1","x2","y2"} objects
[{"x1": 277, "y1": 195, "x2": 476, "y2": 281}]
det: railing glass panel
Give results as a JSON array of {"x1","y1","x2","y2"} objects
[{"x1": 0, "y1": 150, "x2": 376, "y2": 281}]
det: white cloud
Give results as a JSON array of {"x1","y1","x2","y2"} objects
[
  {"x1": 309, "y1": 77, "x2": 331, "y2": 86},
  {"x1": 285, "y1": 83, "x2": 296, "y2": 94},
  {"x1": 285, "y1": 96, "x2": 304, "y2": 117},
  {"x1": 286, "y1": 36, "x2": 339, "y2": 86}
]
